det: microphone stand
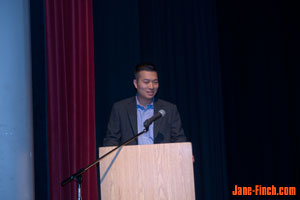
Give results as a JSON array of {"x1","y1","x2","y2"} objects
[{"x1": 61, "y1": 127, "x2": 149, "y2": 200}]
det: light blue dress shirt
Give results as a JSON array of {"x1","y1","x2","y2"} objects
[{"x1": 136, "y1": 97, "x2": 154, "y2": 145}]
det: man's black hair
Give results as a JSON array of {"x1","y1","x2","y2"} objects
[{"x1": 134, "y1": 63, "x2": 157, "y2": 79}]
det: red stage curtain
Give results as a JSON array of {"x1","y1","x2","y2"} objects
[{"x1": 45, "y1": 0, "x2": 98, "y2": 199}]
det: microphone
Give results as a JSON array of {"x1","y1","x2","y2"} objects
[{"x1": 144, "y1": 109, "x2": 166, "y2": 129}]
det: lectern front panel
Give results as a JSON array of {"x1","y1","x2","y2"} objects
[{"x1": 99, "y1": 142, "x2": 195, "y2": 200}]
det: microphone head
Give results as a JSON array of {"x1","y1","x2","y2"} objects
[{"x1": 158, "y1": 109, "x2": 166, "y2": 117}]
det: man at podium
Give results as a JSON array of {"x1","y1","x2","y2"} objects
[{"x1": 103, "y1": 63, "x2": 187, "y2": 146}]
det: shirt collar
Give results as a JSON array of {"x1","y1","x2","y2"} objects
[{"x1": 136, "y1": 96, "x2": 154, "y2": 111}]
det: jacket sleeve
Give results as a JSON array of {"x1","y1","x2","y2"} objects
[
  {"x1": 170, "y1": 105, "x2": 187, "y2": 142},
  {"x1": 103, "y1": 104, "x2": 121, "y2": 146}
]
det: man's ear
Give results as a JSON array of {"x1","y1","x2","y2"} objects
[{"x1": 133, "y1": 79, "x2": 137, "y2": 89}]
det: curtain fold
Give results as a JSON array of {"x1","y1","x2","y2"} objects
[{"x1": 45, "y1": 0, "x2": 98, "y2": 199}]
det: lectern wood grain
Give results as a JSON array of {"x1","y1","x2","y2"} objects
[{"x1": 99, "y1": 142, "x2": 195, "y2": 200}]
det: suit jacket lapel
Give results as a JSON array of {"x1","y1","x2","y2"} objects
[
  {"x1": 154, "y1": 98, "x2": 162, "y2": 140},
  {"x1": 127, "y1": 97, "x2": 137, "y2": 136}
]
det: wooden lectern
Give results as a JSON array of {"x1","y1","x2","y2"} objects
[{"x1": 99, "y1": 142, "x2": 195, "y2": 200}]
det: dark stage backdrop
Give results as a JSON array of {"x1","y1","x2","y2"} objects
[
  {"x1": 217, "y1": 0, "x2": 299, "y2": 190},
  {"x1": 30, "y1": 0, "x2": 49, "y2": 199},
  {"x1": 93, "y1": 0, "x2": 228, "y2": 200}
]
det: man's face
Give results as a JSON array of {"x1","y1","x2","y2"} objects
[{"x1": 134, "y1": 70, "x2": 159, "y2": 102}]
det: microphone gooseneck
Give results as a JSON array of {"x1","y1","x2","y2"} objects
[{"x1": 143, "y1": 109, "x2": 166, "y2": 129}]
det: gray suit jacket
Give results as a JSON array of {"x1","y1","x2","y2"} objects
[{"x1": 103, "y1": 97, "x2": 187, "y2": 146}]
